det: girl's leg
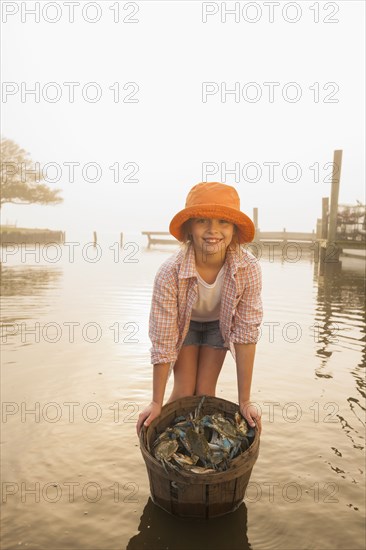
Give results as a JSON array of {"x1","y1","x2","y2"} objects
[
  {"x1": 166, "y1": 344, "x2": 200, "y2": 403},
  {"x1": 195, "y1": 346, "x2": 228, "y2": 396}
]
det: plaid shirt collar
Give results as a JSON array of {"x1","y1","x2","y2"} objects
[{"x1": 178, "y1": 242, "x2": 240, "y2": 280}]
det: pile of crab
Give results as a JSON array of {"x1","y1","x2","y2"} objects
[{"x1": 152, "y1": 396, "x2": 255, "y2": 474}]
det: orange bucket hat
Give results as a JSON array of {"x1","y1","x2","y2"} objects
[{"x1": 169, "y1": 182, "x2": 255, "y2": 244}]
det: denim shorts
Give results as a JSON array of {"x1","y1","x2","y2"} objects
[{"x1": 182, "y1": 319, "x2": 228, "y2": 350}]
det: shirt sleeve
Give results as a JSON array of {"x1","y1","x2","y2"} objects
[
  {"x1": 230, "y1": 260, "x2": 263, "y2": 344},
  {"x1": 148, "y1": 265, "x2": 179, "y2": 366}
]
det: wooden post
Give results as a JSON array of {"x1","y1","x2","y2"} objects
[
  {"x1": 321, "y1": 149, "x2": 343, "y2": 265},
  {"x1": 253, "y1": 208, "x2": 258, "y2": 233},
  {"x1": 310, "y1": 226, "x2": 322, "y2": 264},
  {"x1": 322, "y1": 197, "x2": 329, "y2": 239},
  {"x1": 317, "y1": 197, "x2": 330, "y2": 264},
  {"x1": 316, "y1": 220, "x2": 322, "y2": 239},
  {"x1": 328, "y1": 150, "x2": 342, "y2": 242},
  {"x1": 325, "y1": 150, "x2": 343, "y2": 264}
]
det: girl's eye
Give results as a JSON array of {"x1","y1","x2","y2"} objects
[{"x1": 193, "y1": 218, "x2": 231, "y2": 225}]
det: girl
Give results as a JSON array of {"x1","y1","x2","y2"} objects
[{"x1": 136, "y1": 182, "x2": 263, "y2": 434}]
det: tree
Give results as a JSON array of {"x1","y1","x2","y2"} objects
[{"x1": 0, "y1": 138, "x2": 63, "y2": 209}]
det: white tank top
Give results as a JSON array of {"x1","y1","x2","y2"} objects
[{"x1": 190, "y1": 265, "x2": 225, "y2": 321}]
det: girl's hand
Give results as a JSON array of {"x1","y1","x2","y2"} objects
[
  {"x1": 240, "y1": 400, "x2": 262, "y2": 434},
  {"x1": 136, "y1": 401, "x2": 162, "y2": 435}
]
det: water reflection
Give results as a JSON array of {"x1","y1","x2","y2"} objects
[
  {"x1": 314, "y1": 257, "x2": 366, "y2": 367},
  {"x1": 0, "y1": 265, "x2": 63, "y2": 336},
  {"x1": 0, "y1": 264, "x2": 62, "y2": 298},
  {"x1": 127, "y1": 498, "x2": 250, "y2": 550},
  {"x1": 313, "y1": 256, "x2": 366, "y2": 486}
]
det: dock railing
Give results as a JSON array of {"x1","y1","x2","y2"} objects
[
  {"x1": 141, "y1": 231, "x2": 178, "y2": 248},
  {"x1": 141, "y1": 229, "x2": 317, "y2": 248}
]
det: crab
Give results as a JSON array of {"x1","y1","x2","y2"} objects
[
  {"x1": 171, "y1": 452, "x2": 199, "y2": 469},
  {"x1": 201, "y1": 413, "x2": 241, "y2": 440},
  {"x1": 153, "y1": 438, "x2": 179, "y2": 468},
  {"x1": 183, "y1": 427, "x2": 213, "y2": 467},
  {"x1": 234, "y1": 411, "x2": 248, "y2": 437}
]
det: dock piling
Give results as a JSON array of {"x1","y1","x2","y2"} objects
[
  {"x1": 321, "y1": 197, "x2": 329, "y2": 240},
  {"x1": 253, "y1": 208, "x2": 258, "y2": 233},
  {"x1": 326, "y1": 150, "x2": 343, "y2": 264},
  {"x1": 328, "y1": 150, "x2": 342, "y2": 243}
]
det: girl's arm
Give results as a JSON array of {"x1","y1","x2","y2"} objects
[
  {"x1": 152, "y1": 362, "x2": 171, "y2": 406},
  {"x1": 232, "y1": 257, "x2": 263, "y2": 431},
  {"x1": 136, "y1": 362, "x2": 170, "y2": 434},
  {"x1": 234, "y1": 343, "x2": 261, "y2": 432},
  {"x1": 136, "y1": 266, "x2": 178, "y2": 435},
  {"x1": 148, "y1": 268, "x2": 179, "y2": 367}
]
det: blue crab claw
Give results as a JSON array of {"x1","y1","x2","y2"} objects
[
  {"x1": 173, "y1": 415, "x2": 186, "y2": 424},
  {"x1": 194, "y1": 395, "x2": 206, "y2": 420},
  {"x1": 200, "y1": 415, "x2": 214, "y2": 427}
]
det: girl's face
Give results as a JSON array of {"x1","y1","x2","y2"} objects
[{"x1": 189, "y1": 217, "x2": 235, "y2": 256}]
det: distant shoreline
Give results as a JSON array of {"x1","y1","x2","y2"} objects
[{"x1": 0, "y1": 226, "x2": 64, "y2": 245}]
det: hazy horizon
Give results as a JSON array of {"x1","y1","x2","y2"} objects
[{"x1": 2, "y1": 1, "x2": 365, "y2": 235}]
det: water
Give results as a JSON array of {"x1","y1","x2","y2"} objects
[{"x1": 1, "y1": 233, "x2": 365, "y2": 550}]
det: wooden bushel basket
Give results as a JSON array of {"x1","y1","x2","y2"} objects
[{"x1": 139, "y1": 395, "x2": 260, "y2": 519}]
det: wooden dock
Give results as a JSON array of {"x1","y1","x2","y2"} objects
[
  {"x1": 142, "y1": 231, "x2": 177, "y2": 247},
  {"x1": 313, "y1": 150, "x2": 365, "y2": 271},
  {"x1": 0, "y1": 226, "x2": 65, "y2": 245},
  {"x1": 253, "y1": 230, "x2": 316, "y2": 246},
  {"x1": 141, "y1": 229, "x2": 318, "y2": 250}
]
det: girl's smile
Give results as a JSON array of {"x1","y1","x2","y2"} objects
[{"x1": 190, "y1": 218, "x2": 235, "y2": 256}]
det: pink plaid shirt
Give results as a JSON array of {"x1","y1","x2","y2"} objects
[{"x1": 149, "y1": 242, "x2": 263, "y2": 374}]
